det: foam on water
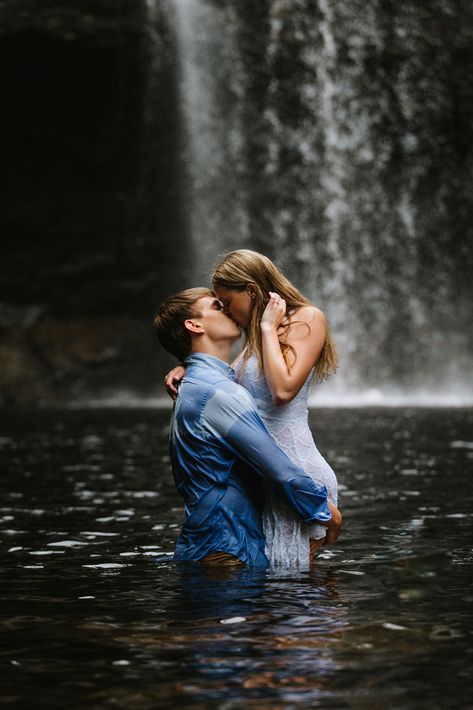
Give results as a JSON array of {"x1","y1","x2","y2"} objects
[{"x1": 71, "y1": 387, "x2": 473, "y2": 409}]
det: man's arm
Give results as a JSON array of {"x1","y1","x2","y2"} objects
[{"x1": 202, "y1": 382, "x2": 333, "y2": 526}]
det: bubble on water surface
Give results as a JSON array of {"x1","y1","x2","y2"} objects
[{"x1": 430, "y1": 625, "x2": 463, "y2": 640}]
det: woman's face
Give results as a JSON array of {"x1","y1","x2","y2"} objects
[{"x1": 214, "y1": 286, "x2": 253, "y2": 328}]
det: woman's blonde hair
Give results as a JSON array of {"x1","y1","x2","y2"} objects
[{"x1": 212, "y1": 249, "x2": 338, "y2": 380}]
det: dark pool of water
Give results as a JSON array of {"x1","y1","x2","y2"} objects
[{"x1": 1, "y1": 407, "x2": 472, "y2": 709}]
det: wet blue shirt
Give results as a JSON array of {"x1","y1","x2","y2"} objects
[{"x1": 170, "y1": 352, "x2": 331, "y2": 567}]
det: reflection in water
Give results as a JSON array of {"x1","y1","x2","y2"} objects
[
  {"x1": 153, "y1": 561, "x2": 347, "y2": 705},
  {"x1": 1, "y1": 408, "x2": 472, "y2": 707}
]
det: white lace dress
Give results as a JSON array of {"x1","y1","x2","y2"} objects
[{"x1": 236, "y1": 353, "x2": 338, "y2": 568}]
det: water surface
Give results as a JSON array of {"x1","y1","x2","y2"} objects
[{"x1": 1, "y1": 408, "x2": 472, "y2": 708}]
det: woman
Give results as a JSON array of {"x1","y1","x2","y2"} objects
[{"x1": 165, "y1": 249, "x2": 339, "y2": 567}]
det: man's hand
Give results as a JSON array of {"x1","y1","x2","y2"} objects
[
  {"x1": 325, "y1": 503, "x2": 342, "y2": 544},
  {"x1": 164, "y1": 365, "x2": 186, "y2": 400}
]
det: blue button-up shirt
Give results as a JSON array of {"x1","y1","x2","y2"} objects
[{"x1": 170, "y1": 353, "x2": 331, "y2": 567}]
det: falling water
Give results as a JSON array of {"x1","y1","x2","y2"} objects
[
  {"x1": 164, "y1": 0, "x2": 473, "y2": 404},
  {"x1": 169, "y1": 0, "x2": 249, "y2": 281}
]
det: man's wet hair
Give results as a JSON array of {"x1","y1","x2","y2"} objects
[{"x1": 154, "y1": 287, "x2": 213, "y2": 361}]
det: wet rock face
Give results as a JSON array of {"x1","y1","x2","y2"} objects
[
  {"x1": 0, "y1": 314, "x2": 167, "y2": 407},
  {"x1": 1, "y1": 0, "x2": 473, "y2": 405},
  {"x1": 0, "y1": 1, "x2": 187, "y2": 404}
]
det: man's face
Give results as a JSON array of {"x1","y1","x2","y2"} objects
[{"x1": 194, "y1": 296, "x2": 241, "y2": 343}]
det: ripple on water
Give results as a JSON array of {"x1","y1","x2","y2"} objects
[
  {"x1": 1, "y1": 407, "x2": 472, "y2": 708},
  {"x1": 47, "y1": 540, "x2": 89, "y2": 548},
  {"x1": 82, "y1": 563, "x2": 131, "y2": 569}
]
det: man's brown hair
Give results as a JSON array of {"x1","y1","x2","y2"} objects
[{"x1": 154, "y1": 287, "x2": 213, "y2": 361}]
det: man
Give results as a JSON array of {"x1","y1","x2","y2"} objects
[{"x1": 154, "y1": 287, "x2": 341, "y2": 567}]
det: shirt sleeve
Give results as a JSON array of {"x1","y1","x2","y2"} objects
[{"x1": 202, "y1": 382, "x2": 331, "y2": 525}]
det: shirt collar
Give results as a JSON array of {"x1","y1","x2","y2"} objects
[{"x1": 184, "y1": 352, "x2": 237, "y2": 382}]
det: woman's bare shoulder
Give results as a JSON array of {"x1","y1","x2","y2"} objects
[
  {"x1": 280, "y1": 305, "x2": 326, "y2": 343},
  {"x1": 290, "y1": 305, "x2": 326, "y2": 325}
]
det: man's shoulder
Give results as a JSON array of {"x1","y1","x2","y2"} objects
[
  {"x1": 183, "y1": 371, "x2": 249, "y2": 400},
  {"x1": 177, "y1": 373, "x2": 255, "y2": 434},
  {"x1": 182, "y1": 370, "x2": 231, "y2": 396},
  {"x1": 202, "y1": 379, "x2": 256, "y2": 427}
]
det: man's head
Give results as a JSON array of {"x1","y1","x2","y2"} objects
[{"x1": 154, "y1": 287, "x2": 241, "y2": 361}]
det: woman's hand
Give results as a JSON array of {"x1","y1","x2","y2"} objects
[
  {"x1": 163, "y1": 365, "x2": 186, "y2": 400},
  {"x1": 325, "y1": 503, "x2": 342, "y2": 544},
  {"x1": 260, "y1": 292, "x2": 287, "y2": 332},
  {"x1": 260, "y1": 302, "x2": 327, "y2": 406}
]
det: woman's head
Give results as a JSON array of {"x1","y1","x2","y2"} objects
[
  {"x1": 211, "y1": 249, "x2": 338, "y2": 380},
  {"x1": 212, "y1": 249, "x2": 309, "y2": 328}
]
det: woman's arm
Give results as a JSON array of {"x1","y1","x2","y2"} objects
[
  {"x1": 163, "y1": 364, "x2": 186, "y2": 400},
  {"x1": 261, "y1": 293, "x2": 327, "y2": 406}
]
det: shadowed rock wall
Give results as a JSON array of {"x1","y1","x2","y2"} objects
[{"x1": 0, "y1": 0, "x2": 189, "y2": 405}]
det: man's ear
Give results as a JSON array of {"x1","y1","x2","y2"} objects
[{"x1": 184, "y1": 318, "x2": 204, "y2": 334}]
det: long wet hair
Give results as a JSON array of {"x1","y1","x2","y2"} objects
[{"x1": 212, "y1": 249, "x2": 338, "y2": 380}]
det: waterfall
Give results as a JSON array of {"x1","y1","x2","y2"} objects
[
  {"x1": 164, "y1": 0, "x2": 473, "y2": 404},
  {"x1": 168, "y1": 0, "x2": 249, "y2": 282}
]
